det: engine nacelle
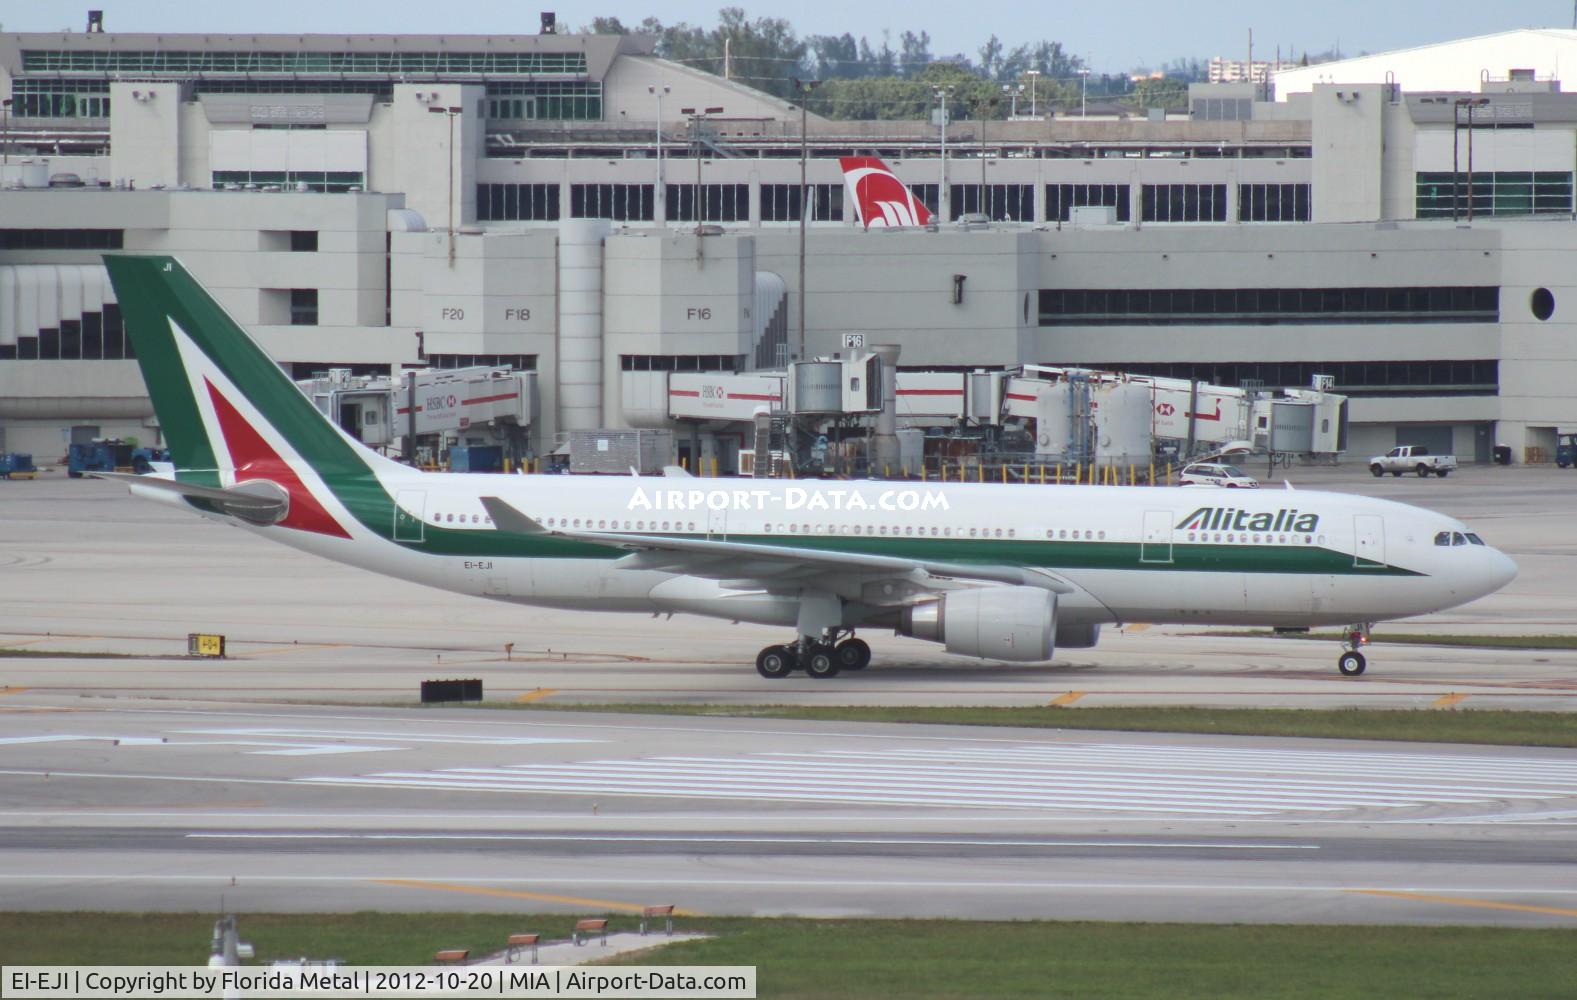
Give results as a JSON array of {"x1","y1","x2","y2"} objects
[
  {"x1": 900, "y1": 586, "x2": 1056, "y2": 662},
  {"x1": 1055, "y1": 623, "x2": 1101, "y2": 649}
]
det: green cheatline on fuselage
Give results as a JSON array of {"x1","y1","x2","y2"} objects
[{"x1": 384, "y1": 525, "x2": 1421, "y2": 576}]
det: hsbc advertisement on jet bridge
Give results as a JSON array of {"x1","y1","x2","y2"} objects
[{"x1": 409, "y1": 373, "x2": 463, "y2": 434}]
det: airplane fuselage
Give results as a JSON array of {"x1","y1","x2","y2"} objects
[{"x1": 142, "y1": 471, "x2": 1514, "y2": 635}]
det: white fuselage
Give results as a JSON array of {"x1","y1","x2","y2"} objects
[{"x1": 144, "y1": 472, "x2": 1517, "y2": 634}]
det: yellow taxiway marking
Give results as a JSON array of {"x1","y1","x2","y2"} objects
[
  {"x1": 1348, "y1": 888, "x2": 1577, "y2": 919},
  {"x1": 230, "y1": 643, "x2": 346, "y2": 659},
  {"x1": 516, "y1": 688, "x2": 558, "y2": 704},
  {"x1": 1, "y1": 638, "x2": 58, "y2": 648},
  {"x1": 372, "y1": 879, "x2": 700, "y2": 916},
  {"x1": 0, "y1": 687, "x2": 30, "y2": 696},
  {"x1": 1122, "y1": 623, "x2": 1152, "y2": 634},
  {"x1": 1048, "y1": 691, "x2": 1087, "y2": 707},
  {"x1": 1432, "y1": 692, "x2": 1469, "y2": 709}
]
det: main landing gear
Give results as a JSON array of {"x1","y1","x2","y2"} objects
[
  {"x1": 754, "y1": 632, "x2": 872, "y2": 679},
  {"x1": 1338, "y1": 624, "x2": 1372, "y2": 676}
]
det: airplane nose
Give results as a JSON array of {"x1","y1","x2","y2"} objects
[{"x1": 1487, "y1": 549, "x2": 1518, "y2": 593}]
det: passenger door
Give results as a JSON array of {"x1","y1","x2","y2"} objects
[
  {"x1": 1140, "y1": 509, "x2": 1174, "y2": 564},
  {"x1": 1354, "y1": 514, "x2": 1385, "y2": 568},
  {"x1": 394, "y1": 490, "x2": 426, "y2": 543}
]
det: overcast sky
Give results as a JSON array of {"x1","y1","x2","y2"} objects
[{"x1": 7, "y1": 2, "x2": 1572, "y2": 74}]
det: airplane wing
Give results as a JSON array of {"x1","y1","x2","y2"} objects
[
  {"x1": 480, "y1": 496, "x2": 1072, "y2": 606},
  {"x1": 92, "y1": 471, "x2": 289, "y2": 525}
]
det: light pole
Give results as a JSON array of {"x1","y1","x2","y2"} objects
[
  {"x1": 427, "y1": 104, "x2": 463, "y2": 266},
  {"x1": 933, "y1": 86, "x2": 953, "y2": 220},
  {"x1": 793, "y1": 78, "x2": 820, "y2": 364},
  {"x1": 649, "y1": 85, "x2": 669, "y2": 224},
  {"x1": 2, "y1": 98, "x2": 10, "y2": 168},
  {"x1": 1002, "y1": 83, "x2": 1023, "y2": 118},
  {"x1": 680, "y1": 105, "x2": 725, "y2": 232},
  {"x1": 979, "y1": 96, "x2": 998, "y2": 215},
  {"x1": 1079, "y1": 68, "x2": 1091, "y2": 117},
  {"x1": 1025, "y1": 70, "x2": 1041, "y2": 118}
]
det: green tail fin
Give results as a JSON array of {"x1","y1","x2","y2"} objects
[{"x1": 102, "y1": 254, "x2": 381, "y2": 489}]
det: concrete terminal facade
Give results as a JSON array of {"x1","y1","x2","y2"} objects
[{"x1": 3, "y1": 26, "x2": 1577, "y2": 462}]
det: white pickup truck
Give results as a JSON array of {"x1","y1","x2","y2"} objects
[{"x1": 1369, "y1": 445, "x2": 1458, "y2": 478}]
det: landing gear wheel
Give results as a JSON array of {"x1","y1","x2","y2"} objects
[
  {"x1": 835, "y1": 638, "x2": 872, "y2": 671},
  {"x1": 805, "y1": 647, "x2": 841, "y2": 679},
  {"x1": 1338, "y1": 651, "x2": 1367, "y2": 676},
  {"x1": 755, "y1": 645, "x2": 796, "y2": 679}
]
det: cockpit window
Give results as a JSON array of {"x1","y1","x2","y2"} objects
[
  {"x1": 1466, "y1": 533, "x2": 1485, "y2": 545},
  {"x1": 1434, "y1": 531, "x2": 1452, "y2": 546},
  {"x1": 1452, "y1": 532, "x2": 1468, "y2": 546}
]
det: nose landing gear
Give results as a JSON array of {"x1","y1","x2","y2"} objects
[{"x1": 1338, "y1": 624, "x2": 1372, "y2": 676}]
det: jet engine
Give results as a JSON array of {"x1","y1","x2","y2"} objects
[{"x1": 899, "y1": 586, "x2": 1056, "y2": 662}]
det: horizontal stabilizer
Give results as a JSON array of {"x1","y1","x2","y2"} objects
[{"x1": 92, "y1": 471, "x2": 289, "y2": 526}]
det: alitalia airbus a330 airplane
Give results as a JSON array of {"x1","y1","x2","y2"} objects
[{"x1": 97, "y1": 255, "x2": 1516, "y2": 679}]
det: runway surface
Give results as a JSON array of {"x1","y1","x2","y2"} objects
[
  {"x1": 2, "y1": 700, "x2": 1577, "y2": 925},
  {"x1": 2, "y1": 467, "x2": 1576, "y2": 925}
]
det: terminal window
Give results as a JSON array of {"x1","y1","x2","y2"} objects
[
  {"x1": 0, "y1": 304, "x2": 128, "y2": 362},
  {"x1": 477, "y1": 183, "x2": 560, "y2": 221},
  {"x1": 0, "y1": 230, "x2": 123, "y2": 249},
  {"x1": 950, "y1": 184, "x2": 1034, "y2": 221},
  {"x1": 1046, "y1": 184, "x2": 1131, "y2": 223},
  {"x1": 290, "y1": 289, "x2": 318, "y2": 326},
  {"x1": 1099, "y1": 359, "x2": 1499, "y2": 396},
  {"x1": 666, "y1": 184, "x2": 749, "y2": 223},
  {"x1": 1238, "y1": 183, "x2": 1310, "y2": 222},
  {"x1": 1141, "y1": 184, "x2": 1228, "y2": 222},
  {"x1": 1039, "y1": 286, "x2": 1500, "y2": 326},
  {"x1": 621, "y1": 355, "x2": 744, "y2": 372},
  {"x1": 1415, "y1": 171, "x2": 1574, "y2": 218},
  {"x1": 760, "y1": 184, "x2": 845, "y2": 222},
  {"x1": 426, "y1": 354, "x2": 536, "y2": 370},
  {"x1": 570, "y1": 183, "x2": 653, "y2": 221}
]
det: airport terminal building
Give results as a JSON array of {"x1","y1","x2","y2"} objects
[{"x1": 3, "y1": 24, "x2": 1577, "y2": 463}]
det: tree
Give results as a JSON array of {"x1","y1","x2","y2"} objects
[
  {"x1": 977, "y1": 35, "x2": 1004, "y2": 80},
  {"x1": 898, "y1": 31, "x2": 931, "y2": 77}
]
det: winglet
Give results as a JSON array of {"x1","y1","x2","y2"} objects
[{"x1": 480, "y1": 496, "x2": 548, "y2": 535}]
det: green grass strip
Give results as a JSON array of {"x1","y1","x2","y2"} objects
[
  {"x1": 2, "y1": 914, "x2": 1572, "y2": 999},
  {"x1": 502, "y1": 703, "x2": 1577, "y2": 748}
]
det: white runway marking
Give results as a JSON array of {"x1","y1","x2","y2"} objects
[
  {"x1": 182, "y1": 833, "x2": 1320, "y2": 850},
  {"x1": 296, "y1": 743, "x2": 1577, "y2": 817}
]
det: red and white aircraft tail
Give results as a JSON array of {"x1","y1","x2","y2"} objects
[{"x1": 839, "y1": 156, "x2": 933, "y2": 229}]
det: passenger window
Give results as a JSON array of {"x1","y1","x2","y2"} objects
[{"x1": 1434, "y1": 531, "x2": 1452, "y2": 546}]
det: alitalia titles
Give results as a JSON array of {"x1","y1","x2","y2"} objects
[{"x1": 1177, "y1": 506, "x2": 1321, "y2": 533}]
